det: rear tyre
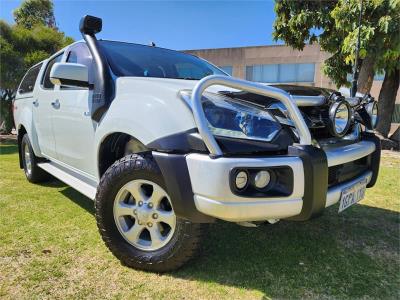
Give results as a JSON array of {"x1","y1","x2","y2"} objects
[
  {"x1": 21, "y1": 134, "x2": 50, "y2": 183},
  {"x1": 95, "y1": 153, "x2": 205, "y2": 272}
]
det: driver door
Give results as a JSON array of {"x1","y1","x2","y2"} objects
[{"x1": 51, "y1": 43, "x2": 98, "y2": 178}]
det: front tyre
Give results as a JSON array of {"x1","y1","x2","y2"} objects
[{"x1": 95, "y1": 154, "x2": 204, "y2": 272}]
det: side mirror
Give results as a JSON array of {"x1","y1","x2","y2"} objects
[{"x1": 50, "y1": 62, "x2": 90, "y2": 88}]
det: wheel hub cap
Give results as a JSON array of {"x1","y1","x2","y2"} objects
[{"x1": 136, "y1": 204, "x2": 152, "y2": 224}]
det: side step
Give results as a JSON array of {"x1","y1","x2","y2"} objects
[{"x1": 38, "y1": 162, "x2": 97, "y2": 200}]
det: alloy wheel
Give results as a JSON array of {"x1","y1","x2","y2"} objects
[
  {"x1": 24, "y1": 143, "x2": 32, "y2": 175},
  {"x1": 113, "y1": 179, "x2": 176, "y2": 251}
]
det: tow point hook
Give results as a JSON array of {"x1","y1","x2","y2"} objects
[{"x1": 236, "y1": 219, "x2": 280, "y2": 227}]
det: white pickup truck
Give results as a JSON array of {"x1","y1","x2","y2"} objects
[{"x1": 13, "y1": 16, "x2": 381, "y2": 272}]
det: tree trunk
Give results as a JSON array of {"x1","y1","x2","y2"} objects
[
  {"x1": 357, "y1": 55, "x2": 375, "y2": 95},
  {"x1": 0, "y1": 89, "x2": 15, "y2": 134},
  {"x1": 376, "y1": 68, "x2": 400, "y2": 137}
]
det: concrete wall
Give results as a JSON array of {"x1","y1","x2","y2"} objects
[{"x1": 185, "y1": 44, "x2": 399, "y2": 103}]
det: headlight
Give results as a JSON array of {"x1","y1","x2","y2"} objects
[
  {"x1": 366, "y1": 101, "x2": 378, "y2": 128},
  {"x1": 328, "y1": 100, "x2": 351, "y2": 137},
  {"x1": 202, "y1": 92, "x2": 281, "y2": 142}
]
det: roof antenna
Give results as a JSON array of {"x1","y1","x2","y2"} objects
[
  {"x1": 149, "y1": 41, "x2": 156, "y2": 47},
  {"x1": 350, "y1": 0, "x2": 363, "y2": 97}
]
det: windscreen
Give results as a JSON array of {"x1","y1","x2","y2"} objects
[{"x1": 99, "y1": 40, "x2": 227, "y2": 80}]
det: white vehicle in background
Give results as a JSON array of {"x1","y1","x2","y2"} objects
[{"x1": 13, "y1": 16, "x2": 381, "y2": 272}]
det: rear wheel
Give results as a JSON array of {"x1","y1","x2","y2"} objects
[
  {"x1": 21, "y1": 134, "x2": 49, "y2": 183},
  {"x1": 95, "y1": 153, "x2": 205, "y2": 272}
]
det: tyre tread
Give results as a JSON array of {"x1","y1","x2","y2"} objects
[{"x1": 95, "y1": 153, "x2": 205, "y2": 272}]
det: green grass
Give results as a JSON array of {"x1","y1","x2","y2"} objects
[{"x1": 0, "y1": 141, "x2": 399, "y2": 299}]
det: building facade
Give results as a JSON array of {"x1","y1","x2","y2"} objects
[{"x1": 185, "y1": 44, "x2": 400, "y2": 122}]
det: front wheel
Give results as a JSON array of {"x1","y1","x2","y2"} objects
[{"x1": 95, "y1": 154, "x2": 205, "y2": 272}]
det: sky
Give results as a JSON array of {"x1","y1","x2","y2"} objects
[{"x1": 0, "y1": 0, "x2": 280, "y2": 50}]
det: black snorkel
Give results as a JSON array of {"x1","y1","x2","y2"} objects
[{"x1": 79, "y1": 15, "x2": 115, "y2": 122}]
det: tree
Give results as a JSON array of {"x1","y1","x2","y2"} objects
[
  {"x1": 273, "y1": 0, "x2": 400, "y2": 136},
  {"x1": 331, "y1": 0, "x2": 400, "y2": 137},
  {"x1": 0, "y1": 0, "x2": 73, "y2": 134},
  {"x1": 376, "y1": 69, "x2": 399, "y2": 137},
  {"x1": 13, "y1": 0, "x2": 56, "y2": 29}
]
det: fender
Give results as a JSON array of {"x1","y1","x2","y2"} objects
[
  {"x1": 15, "y1": 103, "x2": 42, "y2": 157},
  {"x1": 94, "y1": 77, "x2": 197, "y2": 179}
]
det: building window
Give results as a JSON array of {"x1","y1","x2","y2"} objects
[
  {"x1": 246, "y1": 63, "x2": 315, "y2": 83},
  {"x1": 347, "y1": 71, "x2": 386, "y2": 82},
  {"x1": 246, "y1": 66, "x2": 253, "y2": 81},
  {"x1": 219, "y1": 66, "x2": 233, "y2": 76}
]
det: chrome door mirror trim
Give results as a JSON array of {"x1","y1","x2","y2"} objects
[{"x1": 190, "y1": 75, "x2": 312, "y2": 156}]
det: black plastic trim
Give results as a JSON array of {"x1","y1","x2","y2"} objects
[
  {"x1": 55, "y1": 78, "x2": 93, "y2": 89},
  {"x1": 361, "y1": 132, "x2": 381, "y2": 188},
  {"x1": 287, "y1": 145, "x2": 328, "y2": 221},
  {"x1": 355, "y1": 106, "x2": 374, "y2": 130},
  {"x1": 17, "y1": 134, "x2": 23, "y2": 169},
  {"x1": 146, "y1": 128, "x2": 207, "y2": 153},
  {"x1": 152, "y1": 152, "x2": 215, "y2": 223},
  {"x1": 229, "y1": 166, "x2": 294, "y2": 198},
  {"x1": 147, "y1": 128, "x2": 294, "y2": 155}
]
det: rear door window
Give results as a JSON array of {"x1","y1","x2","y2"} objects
[
  {"x1": 42, "y1": 53, "x2": 64, "y2": 89},
  {"x1": 18, "y1": 64, "x2": 42, "y2": 95}
]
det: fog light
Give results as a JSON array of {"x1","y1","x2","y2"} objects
[
  {"x1": 254, "y1": 170, "x2": 271, "y2": 189},
  {"x1": 329, "y1": 100, "x2": 351, "y2": 137},
  {"x1": 235, "y1": 171, "x2": 248, "y2": 190}
]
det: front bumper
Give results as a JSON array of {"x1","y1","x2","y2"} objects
[
  {"x1": 186, "y1": 154, "x2": 304, "y2": 221},
  {"x1": 183, "y1": 133, "x2": 380, "y2": 222},
  {"x1": 163, "y1": 75, "x2": 380, "y2": 223}
]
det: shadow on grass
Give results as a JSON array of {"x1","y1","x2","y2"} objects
[
  {"x1": 172, "y1": 205, "x2": 399, "y2": 299},
  {"x1": 0, "y1": 142, "x2": 18, "y2": 155},
  {"x1": 39, "y1": 179, "x2": 67, "y2": 189},
  {"x1": 38, "y1": 178, "x2": 95, "y2": 215},
  {"x1": 34, "y1": 173, "x2": 400, "y2": 298},
  {"x1": 59, "y1": 186, "x2": 95, "y2": 215}
]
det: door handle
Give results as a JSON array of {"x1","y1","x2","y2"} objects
[
  {"x1": 32, "y1": 99, "x2": 38, "y2": 106},
  {"x1": 51, "y1": 99, "x2": 60, "y2": 109}
]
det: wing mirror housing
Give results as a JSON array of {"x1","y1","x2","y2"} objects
[{"x1": 50, "y1": 62, "x2": 91, "y2": 88}]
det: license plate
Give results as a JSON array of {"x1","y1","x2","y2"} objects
[{"x1": 338, "y1": 178, "x2": 368, "y2": 213}]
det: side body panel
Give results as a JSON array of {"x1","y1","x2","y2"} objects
[
  {"x1": 50, "y1": 42, "x2": 97, "y2": 179},
  {"x1": 14, "y1": 98, "x2": 41, "y2": 155},
  {"x1": 51, "y1": 87, "x2": 98, "y2": 180},
  {"x1": 14, "y1": 63, "x2": 47, "y2": 157},
  {"x1": 93, "y1": 77, "x2": 199, "y2": 179},
  {"x1": 33, "y1": 52, "x2": 65, "y2": 158},
  {"x1": 33, "y1": 83, "x2": 58, "y2": 158}
]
